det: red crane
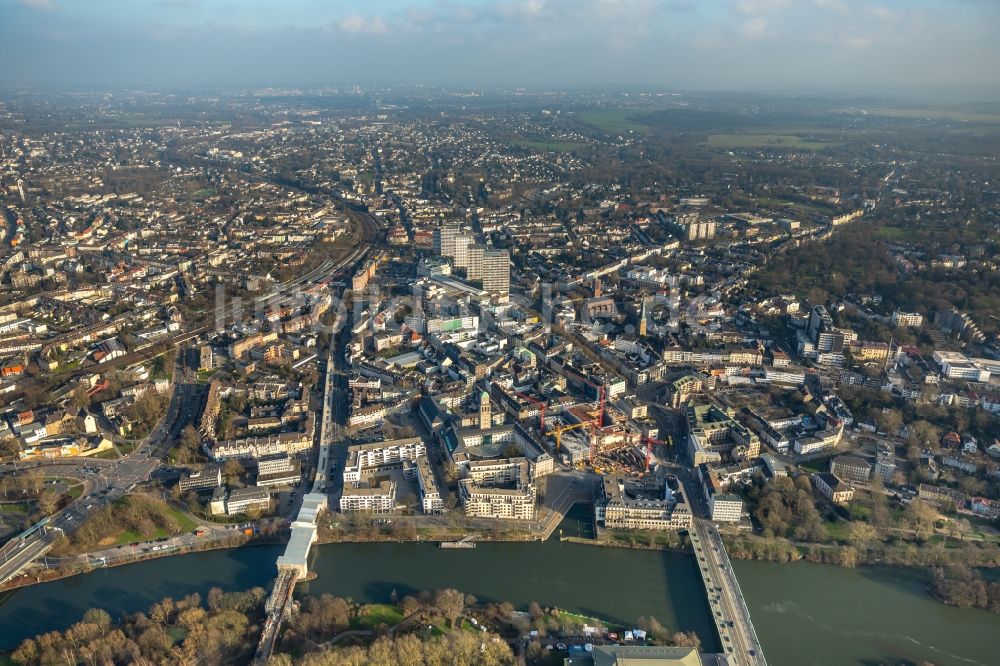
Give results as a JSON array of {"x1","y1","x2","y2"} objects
[
  {"x1": 515, "y1": 391, "x2": 548, "y2": 435},
  {"x1": 641, "y1": 435, "x2": 668, "y2": 473}
]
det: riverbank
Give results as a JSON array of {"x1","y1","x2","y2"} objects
[
  {"x1": 722, "y1": 532, "x2": 1000, "y2": 569},
  {"x1": 0, "y1": 533, "x2": 719, "y2": 654},
  {"x1": 3, "y1": 537, "x2": 1000, "y2": 665},
  {"x1": 0, "y1": 532, "x2": 277, "y2": 593}
]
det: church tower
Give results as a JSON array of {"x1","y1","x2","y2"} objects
[{"x1": 479, "y1": 391, "x2": 492, "y2": 429}]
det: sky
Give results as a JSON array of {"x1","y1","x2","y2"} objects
[{"x1": 0, "y1": 0, "x2": 998, "y2": 97}]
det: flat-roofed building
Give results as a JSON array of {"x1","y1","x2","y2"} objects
[
  {"x1": 342, "y1": 437, "x2": 426, "y2": 484},
  {"x1": 687, "y1": 401, "x2": 760, "y2": 465},
  {"x1": 459, "y1": 458, "x2": 535, "y2": 520},
  {"x1": 415, "y1": 456, "x2": 444, "y2": 514},
  {"x1": 830, "y1": 455, "x2": 871, "y2": 482},
  {"x1": 598, "y1": 476, "x2": 692, "y2": 531},
  {"x1": 211, "y1": 486, "x2": 271, "y2": 516},
  {"x1": 178, "y1": 467, "x2": 222, "y2": 493},
  {"x1": 874, "y1": 444, "x2": 896, "y2": 483},
  {"x1": 340, "y1": 480, "x2": 397, "y2": 513},
  {"x1": 710, "y1": 493, "x2": 743, "y2": 523},
  {"x1": 256, "y1": 453, "x2": 301, "y2": 487}
]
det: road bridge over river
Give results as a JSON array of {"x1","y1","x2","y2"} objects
[{"x1": 689, "y1": 520, "x2": 765, "y2": 665}]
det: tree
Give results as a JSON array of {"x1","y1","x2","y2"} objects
[
  {"x1": 670, "y1": 631, "x2": 701, "y2": 648},
  {"x1": 847, "y1": 521, "x2": 877, "y2": 546},
  {"x1": 393, "y1": 634, "x2": 424, "y2": 666},
  {"x1": 223, "y1": 459, "x2": 244, "y2": 484},
  {"x1": 906, "y1": 500, "x2": 938, "y2": 541},
  {"x1": 82, "y1": 608, "x2": 112, "y2": 630},
  {"x1": 0, "y1": 436, "x2": 19, "y2": 460},
  {"x1": 433, "y1": 588, "x2": 464, "y2": 628},
  {"x1": 175, "y1": 425, "x2": 202, "y2": 464},
  {"x1": 70, "y1": 387, "x2": 91, "y2": 411},
  {"x1": 37, "y1": 489, "x2": 60, "y2": 515},
  {"x1": 400, "y1": 596, "x2": 421, "y2": 616},
  {"x1": 870, "y1": 476, "x2": 889, "y2": 531},
  {"x1": 207, "y1": 587, "x2": 224, "y2": 612},
  {"x1": 526, "y1": 640, "x2": 545, "y2": 663},
  {"x1": 876, "y1": 409, "x2": 903, "y2": 437},
  {"x1": 908, "y1": 420, "x2": 941, "y2": 450},
  {"x1": 367, "y1": 636, "x2": 395, "y2": 666},
  {"x1": 638, "y1": 616, "x2": 668, "y2": 645}
]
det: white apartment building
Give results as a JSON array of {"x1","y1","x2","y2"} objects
[
  {"x1": 211, "y1": 487, "x2": 271, "y2": 516},
  {"x1": 459, "y1": 458, "x2": 535, "y2": 520},
  {"x1": 434, "y1": 223, "x2": 458, "y2": 257},
  {"x1": 343, "y1": 437, "x2": 426, "y2": 484},
  {"x1": 709, "y1": 493, "x2": 743, "y2": 523},
  {"x1": 415, "y1": 456, "x2": 444, "y2": 514},
  {"x1": 452, "y1": 234, "x2": 474, "y2": 268},
  {"x1": 340, "y1": 480, "x2": 397, "y2": 513},
  {"x1": 481, "y1": 249, "x2": 510, "y2": 295},
  {"x1": 891, "y1": 310, "x2": 924, "y2": 328}
]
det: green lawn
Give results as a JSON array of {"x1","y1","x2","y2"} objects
[
  {"x1": 871, "y1": 225, "x2": 911, "y2": 241},
  {"x1": 116, "y1": 441, "x2": 139, "y2": 455},
  {"x1": 579, "y1": 108, "x2": 649, "y2": 133},
  {"x1": 798, "y1": 456, "x2": 834, "y2": 474},
  {"x1": 166, "y1": 627, "x2": 187, "y2": 644},
  {"x1": 706, "y1": 133, "x2": 837, "y2": 150},
  {"x1": 825, "y1": 520, "x2": 852, "y2": 542},
  {"x1": 111, "y1": 503, "x2": 196, "y2": 546},
  {"x1": 353, "y1": 603, "x2": 405, "y2": 629},
  {"x1": 196, "y1": 369, "x2": 218, "y2": 382},
  {"x1": 0, "y1": 502, "x2": 32, "y2": 514},
  {"x1": 848, "y1": 501, "x2": 872, "y2": 521},
  {"x1": 164, "y1": 505, "x2": 198, "y2": 532},
  {"x1": 150, "y1": 352, "x2": 175, "y2": 382},
  {"x1": 115, "y1": 527, "x2": 172, "y2": 546},
  {"x1": 53, "y1": 359, "x2": 83, "y2": 374}
]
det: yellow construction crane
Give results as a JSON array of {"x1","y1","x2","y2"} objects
[{"x1": 550, "y1": 421, "x2": 592, "y2": 452}]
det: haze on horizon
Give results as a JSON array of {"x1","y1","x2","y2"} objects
[{"x1": 1, "y1": 0, "x2": 998, "y2": 100}]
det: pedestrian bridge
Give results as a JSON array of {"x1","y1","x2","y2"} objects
[{"x1": 275, "y1": 492, "x2": 326, "y2": 577}]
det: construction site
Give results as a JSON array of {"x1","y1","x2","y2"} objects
[{"x1": 515, "y1": 381, "x2": 670, "y2": 479}]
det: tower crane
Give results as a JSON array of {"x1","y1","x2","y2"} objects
[
  {"x1": 641, "y1": 434, "x2": 671, "y2": 473},
  {"x1": 549, "y1": 420, "x2": 592, "y2": 453},
  {"x1": 515, "y1": 391, "x2": 548, "y2": 435}
]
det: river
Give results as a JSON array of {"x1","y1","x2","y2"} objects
[{"x1": 1, "y1": 529, "x2": 998, "y2": 664}]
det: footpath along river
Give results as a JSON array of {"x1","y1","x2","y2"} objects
[{"x1": 0, "y1": 513, "x2": 998, "y2": 664}]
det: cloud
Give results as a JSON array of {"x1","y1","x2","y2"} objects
[
  {"x1": 14, "y1": 0, "x2": 55, "y2": 9},
  {"x1": 865, "y1": 5, "x2": 896, "y2": 20},
  {"x1": 845, "y1": 35, "x2": 873, "y2": 48},
  {"x1": 732, "y1": 0, "x2": 790, "y2": 16},
  {"x1": 739, "y1": 16, "x2": 768, "y2": 37},
  {"x1": 814, "y1": 0, "x2": 849, "y2": 13},
  {"x1": 336, "y1": 14, "x2": 389, "y2": 35}
]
